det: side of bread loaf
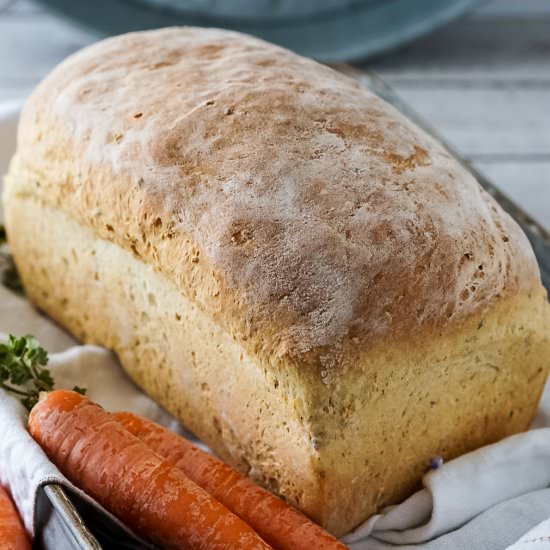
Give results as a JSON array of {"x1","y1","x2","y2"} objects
[{"x1": 4, "y1": 28, "x2": 550, "y2": 535}]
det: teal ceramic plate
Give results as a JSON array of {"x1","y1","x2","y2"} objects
[{"x1": 35, "y1": 0, "x2": 481, "y2": 61}]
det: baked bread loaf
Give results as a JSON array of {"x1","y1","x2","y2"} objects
[{"x1": 4, "y1": 27, "x2": 550, "y2": 536}]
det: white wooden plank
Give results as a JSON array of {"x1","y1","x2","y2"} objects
[
  {"x1": 0, "y1": 83, "x2": 32, "y2": 102},
  {"x1": 474, "y1": 0, "x2": 550, "y2": 17},
  {"x1": 369, "y1": 18, "x2": 550, "y2": 82},
  {"x1": 391, "y1": 87, "x2": 550, "y2": 156},
  {"x1": 474, "y1": 161, "x2": 550, "y2": 230},
  {"x1": 0, "y1": 15, "x2": 96, "y2": 81},
  {"x1": 2, "y1": 0, "x2": 45, "y2": 15}
]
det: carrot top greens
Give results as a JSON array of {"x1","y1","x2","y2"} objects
[{"x1": 0, "y1": 334, "x2": 86, "y2": 410}]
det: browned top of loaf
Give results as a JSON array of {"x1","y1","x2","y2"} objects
[{"x1": 16, "y1": 27, "x2": 539, "y2": 371}]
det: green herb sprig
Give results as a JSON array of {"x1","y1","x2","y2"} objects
[{"x1": 0, "y1": 334, "x2": 86, "y2": 410}]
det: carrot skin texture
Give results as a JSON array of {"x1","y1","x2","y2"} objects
[
  {"x1": 29, "y1": 391, "x2": 271, "y2": 550},
  {"x1": 0, "y1": 485, "x2": 31, "y2": 550},
  {"x1": 114, "y1": 411, "x2": 348, "y2": 550}
]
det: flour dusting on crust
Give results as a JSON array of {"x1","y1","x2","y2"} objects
[{"x1": 13, "y1": 27, "x2": 539, "y2": 367}]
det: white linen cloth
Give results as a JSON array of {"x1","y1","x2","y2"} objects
[
  {"x1": 2, "y1": 100, "x2": 550, "y2": 549},
  {"x1": 506, "y1": 519, "x2": 550, "y2": 550}
]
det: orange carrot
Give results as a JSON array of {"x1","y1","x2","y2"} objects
[
  {"x1": 29, "y1": 391, "x2": 271, "y2": 550},
  {"x1": 114, "y1": 412, "x2": 348, "y2": 550},
  {"x1": 0, "y1": 485, "x2": 31, "y2": 550}
]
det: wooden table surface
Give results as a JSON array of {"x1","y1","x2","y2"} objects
[{"x1": 0, "y1": 0, "x2": 548, "y2": 230}]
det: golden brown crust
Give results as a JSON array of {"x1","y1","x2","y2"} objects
[{"x1": 7, "y1": 27, "x2": 541, "y2": 373}]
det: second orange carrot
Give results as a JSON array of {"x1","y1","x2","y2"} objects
[{"x1": 114, "y1": 411, "x2": 348, "y2": 550}]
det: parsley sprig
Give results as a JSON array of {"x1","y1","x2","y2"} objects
[{"x1": 0, "y1": 334, "x2": 86, "y2": 410}]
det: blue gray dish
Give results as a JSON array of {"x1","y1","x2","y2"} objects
[{"x1": 35, "y1": 0, "x2": 481, "y2": 61}]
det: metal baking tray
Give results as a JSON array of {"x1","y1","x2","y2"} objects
[
  {"x1": 35, "y1": 485, "x2": 102, "y2": 549},
  {"x1": 32, "y1": 70, "x2": 550, "y2": 549},
  {"x1": 35, "y1": 484, "x2": 153, "y2": 549}
]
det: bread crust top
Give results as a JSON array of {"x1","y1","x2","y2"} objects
[{"x1": 11, "y1": 27, "x2": 540, "y2": 371}]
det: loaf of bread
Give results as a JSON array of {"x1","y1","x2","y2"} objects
[{"x1": 4, "y1": 27, "x2": 550, "y2": 536}]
